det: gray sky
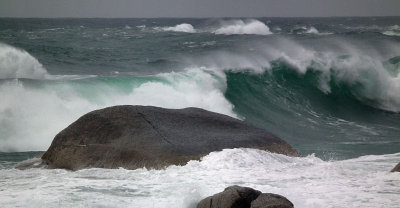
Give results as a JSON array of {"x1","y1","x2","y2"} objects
[{"x1": 0, "y1": 0, "x2": 399, "y2": 18}]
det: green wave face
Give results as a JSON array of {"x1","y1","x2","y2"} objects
[
  {"x1": 225, "y1": 63, "x2": 400, "y2": 159},
  {"x1": 1, "y1": 17, "x2": 400, "y2": 159}
]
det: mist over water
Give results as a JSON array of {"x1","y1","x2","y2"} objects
[{"x1": 0, "y1": 17, "x2": 399, "y2": 208}]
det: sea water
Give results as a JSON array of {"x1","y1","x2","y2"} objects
[{"x1": 0, "y1": 17, "x2": 399, "y2": 207}]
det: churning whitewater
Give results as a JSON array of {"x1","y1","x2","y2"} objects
[
  {"x1": 0, "y1": 17, "x2": 399, "y2": 208},
  {"x1": 1, "y1": 150, "x2": 399, "y2": 208}
]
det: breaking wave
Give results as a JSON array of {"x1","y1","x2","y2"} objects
[
  {"x1": 159, "y1": 23, "x2": 196, "y2": 33},
  {"x1": 1, "y1": 36, "x2": 400, "y2": 154},
  {"x1": 214, "y1": 19, "x2": 272, "y2": 35},
  {"x1": 0, "y1": 68, "x2": 235, "y2": 152},
  {"x1": 0, "y1": 43, "x2": 49, "y2": 79}
]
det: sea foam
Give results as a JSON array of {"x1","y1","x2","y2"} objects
[
  {"x1": 0, "y1": 43, "x2": 49, "y2": 79},
  {"x1": 0, "y1": 66, "x2": 234, "y2": 152},
  {"x1": 184, "y1": 38, "x2": 400, "y2": 112},
  {"x1": 214, "y1": 19, "x2": 272, "y2": 35},
  {"x1": 1, "y1": 150, "x2": 399, "y2": 208},
  {"x1": 160, "y1": 23, "x2": 196, "y2": 33},
  {"x1": 305, "y1": 26, "x2": 319, "y2": 34}
]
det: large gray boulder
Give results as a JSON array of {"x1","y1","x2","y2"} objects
[
  {"x1": 391, "y1": 163, "x2": 400, "y2": 172},
  {"x1": 197, "y1": 186, "x2": 294, "y2": 208},
  {"x1": 42, "y1": 105, "x2": 299, "y2": 170}
]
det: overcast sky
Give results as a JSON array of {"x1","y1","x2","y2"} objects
[{"x1": 0, "y1": 0, "x2": 399, "y2": 18}]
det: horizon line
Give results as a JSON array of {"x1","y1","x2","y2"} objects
[{"x1": 0, "y1": 15, "x2": 399, "y2": 19}]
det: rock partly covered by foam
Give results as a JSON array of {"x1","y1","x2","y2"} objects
[
  {"x1": 41, "y1": 105, "x2": 299, "y2": 170},
  {"x1": 197, "y1": 185, "x2": 294, "y2": 208},
  {"x1": 391, "y1": 163, "x2": 400, "y2": 172}
]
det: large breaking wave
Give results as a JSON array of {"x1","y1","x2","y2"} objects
[
  {"x1": 0, "y1": 35, "x2": 400, "y2": 153},
  {"x1": 0, "y1": 43, "x2": 49, "y2": 79}
]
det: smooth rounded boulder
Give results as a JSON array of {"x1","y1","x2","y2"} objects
[
  {"x1": 196, "y1": 186, "x2": 294, "y2": 208},
  {"x1": 42, "y1": 105, "x2": 299, "y2": 170}
]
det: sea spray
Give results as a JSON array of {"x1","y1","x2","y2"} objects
[
  {"x1": 214, "y1": 19, "x2": 272, "y2": 35},
  {"x1": 0, "y1": 43, "x2": 49, "y2": 79},
  {"x1": 0, "y1": 17, "x2": 399, "y2": 159},
  {"x1": 0, "y1": 67, "x2": 234, "y2": 151},
  {"x1": 159, "y1": 23, "x2": 196, "y2": 33},
  {"x1": 1, "y1": 149, "x2": 399, "y2": 207}
]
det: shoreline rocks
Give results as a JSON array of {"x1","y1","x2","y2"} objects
[
  {"x1": 197, "y1": 186, "x2": 294, "y2": 208},
  {"x1": 41, "y1": 105, "x2": 299, "y2": 170}
]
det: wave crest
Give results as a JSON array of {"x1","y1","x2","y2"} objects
[
  {"x1": 160, "y1": 23, "x2": 196, "y2": 33},
  {"x1": 0, "y1": 68, "x2": 235, "y2": 151},
  {"x1": 0, "y1": 43, "x2": 49, "y2": 79},
  {"x1": 214, "y1": 19, "x2": 272, "y2": 35},
  {"x1": 305, "y1": 26, "x2": 319, "y2": 34},
  {"x1": 184, "y1": 38, "x2": 400, "y2": 112}
]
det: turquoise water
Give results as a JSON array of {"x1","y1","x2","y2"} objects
[
  {"x1": 0, "y1": 17, "x2": 400, "y2": 208},
  {"x1": 0, "y1": 17, "x2": 400, "y2": 159}
]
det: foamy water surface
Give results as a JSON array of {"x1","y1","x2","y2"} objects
[{"x1": 0, "y1": 149, "x2": 399, "y2": 208}]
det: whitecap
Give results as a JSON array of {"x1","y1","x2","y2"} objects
[
  {"x1": 0, "y1": 43, "x2": 49, "y2": 79},
  {"x1": 214, "y1": 19, "x2": 272, "y2": 35},
  {"x1": 160, "y1": 23, "x2": 196, "y2": 33}
]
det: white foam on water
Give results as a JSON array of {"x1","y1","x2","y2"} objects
[
  {"x1": 1, "y1": 149, "x2": 399, "y2": 208},
  {"x1": 0, "y1": 43, "x2": 49, "y2": 79},
  {"x1": 185, "y1": 38, "x2": 400, "y2": 112},
  {"x1": 388, "y1": 25, "x2": 400, "y2": 30},
  {"x1": 382, "y1": 31, "x2": 400, "y2": 37},
  {"x1": 305, "y1": 26, "x2": 320, "y2": 34},
  {"x1": 159, "y1": 23, "x2": 196, "y2": 33},
  {"x1": 214, "y1": 19, "x2": 272, "y2": 35},
  {"x1": 0, "y1": 67, "x2": 235, "y2": 151}
]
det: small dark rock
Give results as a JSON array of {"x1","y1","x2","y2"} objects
[
  {"x1": 391, "y1": 163, "x2": 400, "y2": 172},
  {"x1": 197, "y1": 185, "x2": 293, "y2": 208},
  {"x1": 251, "y1": 193, "x2": 294, "y2": 208}
]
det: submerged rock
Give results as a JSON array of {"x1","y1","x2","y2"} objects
[
  {"x1": 197, "y1": 185, "x2": 294, "y2": 208},
  {"x1": 42, "y1": 105, "x2": 299, "y2": 170},
  {"x1": 391, "y1": 163, "x2": 400, "y2": 172}
]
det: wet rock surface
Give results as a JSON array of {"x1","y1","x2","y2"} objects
[
  {"x1": 197, "y1": 185, "x2": 294, "y2": 208},
  {"x1": 42, "y1": 105, "x2": 299, "y2": 170}
]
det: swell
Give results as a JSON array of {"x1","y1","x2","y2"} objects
[
  {"x1": 225, "y1": 67, "x2": 400, "y2": 159},
  {"x1": 2, "y1": 66, "x2": 399, "y2": 158}
]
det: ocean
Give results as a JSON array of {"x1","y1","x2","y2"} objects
[{"x1": 0, "y1": 17, "x2": 399, "y2": 207}]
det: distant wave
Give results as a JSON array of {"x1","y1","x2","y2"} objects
[
  {"x1": 381, "y1": 25, "x2": 400, "y2": 36},
  {"x1": 0, "y1": 43, "x2": 49, "y2": 79},
  {"x1": 291, "y1": 26, "x2": 333, "y2": 35},
  {"x1": 159, "y1": 23, "x2": 196, "y2": 33},
  {"x1": 388, "y1": 25, "x2": 400, "y2": 30},
  {"x1": 382, "y1": 31, "x2": 400, "y2": 36},
  {"x1": 155, "y1": 19, "x2": 272, "y2": 35},
  {"x1": 305, "y1": 26, "x2": 319, "y2": 34},
  {"x1": 214, "y1": 19, "x2": 272, "y2": 35}
]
